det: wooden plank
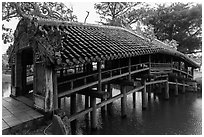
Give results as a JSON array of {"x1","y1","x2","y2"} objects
[
  {"x1": 45, "y1": 67, "x2": 54, "y2": 112},
  {"x1": 78, "y1": 89, "x2": 110, "y2": 99},
  {"x1": 146, "y1": 80, "x2": 167, "y2": 85},
  {"x1": 126, "y1": 85, "x2": 144, "y2": 95}
]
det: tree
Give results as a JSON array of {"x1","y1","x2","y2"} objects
[
  {"x1": 94, "y1": 2, "x2": 150, "y2": 28},
  {"x1": 2, "y1": 2, "x2": 77, "y2": 54},
  {"x1": 145, "y1": 3, "x2": 202, "y2": 54}
]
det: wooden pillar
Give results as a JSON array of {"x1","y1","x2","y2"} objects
[
  {"x1": 133, "y1": 92, "x2": 136, "y2": 108},
  {"x1": 191, "y1": 67, "x2": 194, "y2": 78},
  {"x1": 11, "y1": 64, "x2": 15, "y2": 96},
  {"x1": 142, "y1": 79, "x2": 147, "y2": 110},
  {"x1": 164, "y1": 77, "x2": 169, "y2": 100},
  {"x1": 120, "y1": 85, "x2": 127, "y2": 118},
  {"x1": 107, "y1": 83, "x2": 113, "y2": 115},
  {"x1": 182, "y1": 81, "x2": 185, "y2": 94},
  {"x1": 15, "y1": 52, "x2": 23, "y2": 96},
  {"x1": 90, "y1": 96, "x2": 97, "y2": 130},
  {"x1": 85, "y1": 95, "x2": 89, "y2": 119},
  {"x1": 53, "y1": 69, "x2": 58, "y2": 110},
  {"x1": 97, "y1": 62, "x2": 104, "y2": 113},
  {"x1": 128, "y1": 57, "x2": 131, "y2": 80},
  {"x1": 101, "y1": 84, "x2": 106, "y2": 113},
  {"x1": 148, "y1": 79, "x2": 152, "y2": 100},
  {"x1": 175, "y1": 78, "x2": 178, "y2": 96},
  {"x1": 70, "y1": 93, "x2": 77, "y2": 135}
]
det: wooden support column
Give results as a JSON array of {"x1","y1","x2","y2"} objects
[
  {"x1": 164, "y1": 77, "x2": 169, "y2": 100},
  {"x1": 148, "y1": 79, "x2": 152, "y2": 100},
  {"x1": 128, "y1": 57, "x2": 131, "y2": 80},
  {"x1": 70, "y1": 93, "x2": 77, "y2": 135},
  {"x1": 133, "y1": 92, "x2": 136, "y2": 108},
  {"x1": 53, "y1": 69, "x2": 58, "y2": 110},
  {"x1": 148, "y1": 55, "x2": 152, "y2": 99},
  {"x1": 142, "y1": 79, "x2": 147, "y2": 110},
  {"x1": 15, "y1": 52, "x2": 23, "y2": 96},
  {"x1": 11, "y1": 64, "x2": 15, "y2": 96},
  {"x1": 97, "y1": 62, "x2": 105, "y2": 112},
  {"x1": 182, "y1": 81, "x2": 185, "y2": 94},
  {"x1": 90, "y1": 96, "x2": 97, "y2": 130},
  {"x1": 175, "y1": 78, "x2": 178, "y2": 96},
  {"x1": 191, "y1": 67, "x2": 194, "y2": 78},
  {"x1": 107, "y1": 83, "x2": 113, "y2": 114},
  {"x1": 128, "y1": 57, "x2": 136, "y2": 108},
  {"x1": 120, "y1": 85, "x2": 127, "y2": 118},
  {"x1": 85, "y1": 95, "x2": 89, "y2": 119}
]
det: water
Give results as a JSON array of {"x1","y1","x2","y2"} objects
[
  {"x1": 2, "y1": 82, "x2": 202, "y2": 135},
  {"x1": 60, "y1": 88, "x2": 202, "y2": 135}
]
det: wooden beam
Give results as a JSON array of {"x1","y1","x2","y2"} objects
[{"x1": 78, "y1": 89, "x2": 110, "y2": 99}]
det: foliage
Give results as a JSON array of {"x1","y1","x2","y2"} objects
[
  {"x1": 2, "y1": 2, "x2": 77, "y2": 55},
  {"x1": 145, "y1": 3, "x2": 202, "y2": 54},
  {"x1": 95, "y1": 2, "x2": 202, "y2": 54},
  {"x1": 94, "y1": 2, "x2": 151, "y2": 28}
]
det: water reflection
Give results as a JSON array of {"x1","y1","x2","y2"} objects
[
  {"x1": 2, "y1": 82, "x2": 11, "y2": 98},
  {"x1": 60, "y1": 88, "x2": 202, "y2": 135}
]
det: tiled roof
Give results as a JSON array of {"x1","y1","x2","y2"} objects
[{"x1": 12, "y1": 17, "x2": 200, "y2": 68}]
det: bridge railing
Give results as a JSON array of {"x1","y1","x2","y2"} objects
[{"x1": 58, "y1": 62, "x2": 149, "y2": 97}]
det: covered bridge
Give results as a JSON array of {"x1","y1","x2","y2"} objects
[{"x1": 9, "y1": 14, "x2": 199, "y2": 114}]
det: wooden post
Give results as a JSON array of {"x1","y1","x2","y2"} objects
[
  {"x1": 175, "y1": 78, "x2": 178, "y2": 96},
  {"x1": 70, "y1": 93, "x2": 77, "y2": 134},
  {"x1": 120, "y1": 85, "x2": 127, "y2": 118},
  {"x1": 107, "y1": 83, "x2": 113, "y2": 115},
  {"x1": 182, "y1": 81, "x2": 185, "y2": 94},
  {"x1": 90, "y1": 96, "x2": 97, "y2": 130},
  {"x1": 133, "y1": 92, "x2": 136, "y2": 108},
  {"x1": 164, "y1": 77, "x2": 169, "y2": 100},
  {"x1": 148, "y1": 79, "x2": 152, "y2": 100},
  {"x1": 128, "y1": 57, "x2": 131, "y2": 80},
  {"x1": 85, "y1": 94, "x2": 89, "y2": 120},
  {"x1": 97, "y1": 62, "x2": 105, "y2": 112},
  {"x1": 11, "y1": 64, "x2": 15, "y2": 96},
  {"x1": 15, "y1": 52, "x2": 23, "y2": 96},
  {"x1": 53, "y1": 69, "x2": 58, "y2": 110},
  {"x1": 142, "y1": 79, "x2": 147, "y2": 110}
]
